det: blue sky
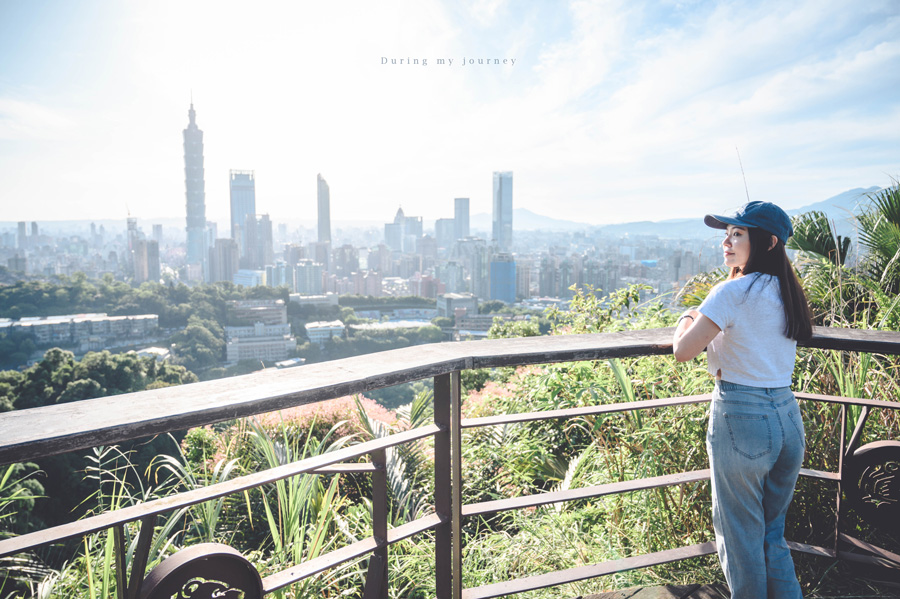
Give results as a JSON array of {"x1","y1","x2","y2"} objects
[{"x1": 0, "y1": 0, "x2": 898, "y2": 229}]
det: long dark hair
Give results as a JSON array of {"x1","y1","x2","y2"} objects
[{"x1": 729, "y1": 226, "x2": 813, "y2": 341}]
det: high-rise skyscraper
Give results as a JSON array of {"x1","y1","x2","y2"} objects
[
  {"x1": 435, "y1": 218, "x2": 456, "y2": 250},
  {"x1": 295, "y1": 259, "x2": 324, "y2": 295},
  {"x1": 183, "y1": 103, "x2": 207, "y2": 265},
  {"x1": 209, "y1": 238, "x2": 240, "y2": 283},
  {"x1": 242, "y1": 213, "x2": 274, "y2": 270},
  {"x1": 317, "y1": 174, "x2": 331, "y2": 244},
  {"x1": 126, "y1": 217, "x2": 139, "y2": 252},
  {"x1": 384, "y1": 207, "x2": 423, "y2": 253},
  {"x1": 152, "y1": 224, "x2": 163, "y2": 246},
  {"x1": 16, "y1": 222, "x2": 26, "y2": 250},
  {"x1": 230, "y1": 170, "x2": 256, "y2": 255},
  {"x1": 492, "y1": 172, "x2": 513, "y2": 251},
  {"x1": 490, "y1": 253, "x2": 517, "y2": 304},
  {"x1": 455, "y1": 236, "x2": 490, "y2": 299},
  {"x1": 133, "y1": 239, "x2": 160, "y2": 284},
  {"x1": 454, "y1": 197, "x2": 470, "y2": 241}
]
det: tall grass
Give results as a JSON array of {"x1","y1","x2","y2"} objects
[{"x1": 244, "y1": 416, "x2": 360, "y2": 597}]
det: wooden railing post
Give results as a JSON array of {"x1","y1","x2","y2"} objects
[{"x1": 434, "y1": 373, "x2": 452, "y2": 599}]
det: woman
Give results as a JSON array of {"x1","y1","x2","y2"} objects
[{"x1": 673, "y1": 200, "x2": 812, "y2": 599}]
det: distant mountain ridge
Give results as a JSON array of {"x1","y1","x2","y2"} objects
[
  {"x1": 470, "y1": 186, "x2": 881, "y2": 239},
  {"x1": 470, "y1": 208, "x2": 589, "y2": 233}
]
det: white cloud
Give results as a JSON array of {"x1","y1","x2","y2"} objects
[{"x1": 0, "y1": 0, "x2": 897, "y2": 226}]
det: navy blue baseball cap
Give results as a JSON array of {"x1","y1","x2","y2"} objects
[{"x1": 704, "y1": 201, "x2": 793, "y2": 244}]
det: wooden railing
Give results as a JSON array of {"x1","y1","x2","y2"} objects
[{"x1": 1, "y1": 326, "x2": 899, "y2": 598}]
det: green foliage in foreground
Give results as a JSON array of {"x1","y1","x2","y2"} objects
[{"x1": 0, "y1": 349, "x2": 196, "y2": 537}]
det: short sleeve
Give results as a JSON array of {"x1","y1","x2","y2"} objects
[{"x1": 698, "y1": 281, "x2": 734, "y2": 331}]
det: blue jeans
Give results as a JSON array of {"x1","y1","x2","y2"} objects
[{"x1": 706, "y1": 380, "x2": 805, "y2": 599}]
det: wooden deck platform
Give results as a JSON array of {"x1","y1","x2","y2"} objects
[{"x1": 579, "y1": 584, "x2": 729, "y2": 598}]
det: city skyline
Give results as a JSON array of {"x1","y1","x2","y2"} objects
[{"x1": 0, "y1": 1, "x2": 898, "y2": 225}]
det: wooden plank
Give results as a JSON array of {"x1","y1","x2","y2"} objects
[{"x1": 1, "y1": 327, "x2": 897, "y2": 467}]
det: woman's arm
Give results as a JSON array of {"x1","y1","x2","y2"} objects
[{"x1": 673, "y1": 309, "x2": 721, "y2": 362}]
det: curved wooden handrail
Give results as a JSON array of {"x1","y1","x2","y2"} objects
[{"x1": 1, "y1": 326, "x2": 898, "y2": 466}]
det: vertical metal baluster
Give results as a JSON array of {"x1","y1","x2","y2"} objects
[
  {"x1": 434, "y1": 373, "x2": 451, "y2": 599},
  {"x1": 834, "y1": 404, "x2": 847, "y2": 556},
  {"x1": 126, "y1": 514, "x2": 156, "y2": 599},
  {"x1": 365, "y1": 448, "x2": 388, "y2": 599},
  {"x1": 450, "y1": 370, "x2": 462, "y2": 599},
  {"x1": 113, "y1": 524, "x2": 127, "y2": 599}
]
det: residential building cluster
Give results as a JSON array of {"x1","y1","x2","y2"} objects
[{"x1": 0, "y1": 313, "x2": 159, "y2": 351}]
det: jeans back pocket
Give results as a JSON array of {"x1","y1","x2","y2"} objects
[{"x1": 724, "y1": 413, "x2": 772, "y2": 459}]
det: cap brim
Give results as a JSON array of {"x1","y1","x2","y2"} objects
[
  {"x1": 704, "y1": 214, "x2": 753, "y2": 230},
  {"x1": 705, "y1": 214, "x2": 729, "y2": 230}
]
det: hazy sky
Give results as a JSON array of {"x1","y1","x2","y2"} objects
[{"x1": 1, "y1": 0, "x2": 898, "y2": 228}]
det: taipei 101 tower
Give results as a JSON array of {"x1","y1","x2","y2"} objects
[{"x1": 183, "y1": 102, "x2": 207, "y2": 270}]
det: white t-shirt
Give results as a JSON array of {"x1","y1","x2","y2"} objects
[{"x1": 698, "y1": 273, "x2": 797, "y2": 388}]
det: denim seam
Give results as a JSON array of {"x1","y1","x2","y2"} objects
[
  {"x1": 775, "y1": 409, "x2": 786, "y2": 446},
  {"x1": 787, "y1": 410, "x2": 806, "y2": 448}
]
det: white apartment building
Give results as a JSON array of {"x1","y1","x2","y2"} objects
[
  {"x1": 225, "y1": 336, "x2": 297, "y2": 364},
  {"x1": 305, "y1": 321, "x2": 345, "y2": 346},
  {"x1": 224, "y1": 300, "x2": 295, "y2": 364}
]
